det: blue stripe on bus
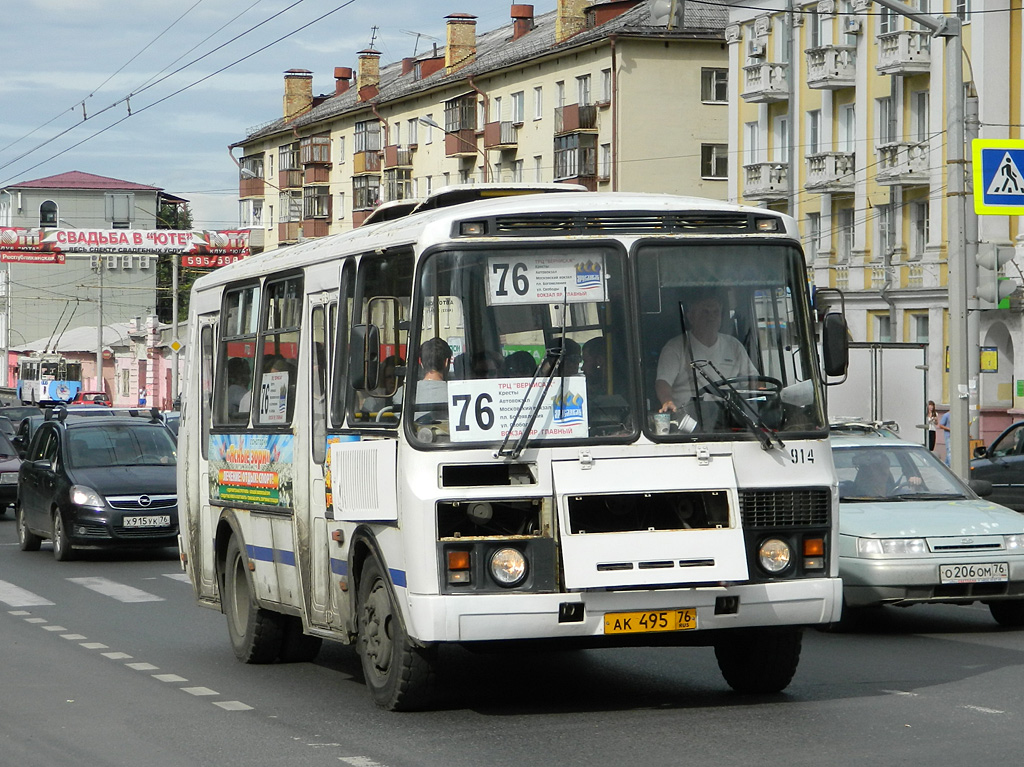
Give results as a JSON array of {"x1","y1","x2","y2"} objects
[
  {"x1": 389, "y1": 569, "x2": 407, "y2": 588},
  {"x1": 245, "y1": 545, "x2": 405, "y2": 588},
  {"x1": 331, "y1": 558, "x2": 348, "y2": 576}
]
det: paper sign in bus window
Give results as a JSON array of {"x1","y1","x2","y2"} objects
[{"x1": 487, "y1": 253, "x2": 606, "y2": 305}]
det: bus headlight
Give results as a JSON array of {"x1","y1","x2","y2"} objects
[
  {"x1": 489, "y1": 548, "x2": 527, "y2": 586},
  {"x1": 758, "y1": 538, "x2": 792, "y2": 573}
]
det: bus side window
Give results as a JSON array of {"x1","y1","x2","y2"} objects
[
  {"x1": 255, "y1": 275, "x2": 302, "y2": 426},
  {"x1": 311, "y1": 304, "x2": 328, "y2": 464},
  {"x1": 199, "y1": 323, "x2": 215, "y2": 459},
  {"x1": 215, "y1": 284, "x2": 259, "y2": 426},
  {"x1": 331, "y1": 260, "x2": 355, "y2": 428}
]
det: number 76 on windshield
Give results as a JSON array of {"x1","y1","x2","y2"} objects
[{"x1": 487, "y1": 253, "x2": 607, "y2": 305}]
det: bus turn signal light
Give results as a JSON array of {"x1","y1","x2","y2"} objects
[{"x1": 448, "y1": 550, "x2": 471, "y2": 584}]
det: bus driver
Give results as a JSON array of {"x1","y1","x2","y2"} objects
[{"x1": 655, "y1": 290, "x2": 757, "y2": 414}]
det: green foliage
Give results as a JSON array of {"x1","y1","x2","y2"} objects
[{"x1": 156, "y1": 202, "x2": 198, "y2": 323}]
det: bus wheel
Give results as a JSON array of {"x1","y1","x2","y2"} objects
[
  {"x1": 714, "y1": 627, "x2": 802, "y2": 694},
  {"x1": 356, "y1": 558, "x2": 436, "y2": 711},
  {"x1": 989, "y1": 600, "x2": 1024, "y2": 628},
  {"x1": 16, "y1": 504, "x2": 42, "y2": 552},
  {"x1": 224, "y1": 536, "x2": 284, "y2": 663},
  {"x1": 278, "y1": 616, "x2": 323, "y2": 663}
]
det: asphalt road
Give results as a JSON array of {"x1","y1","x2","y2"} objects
[{"x1": 2, "y1": 513, "x2": 1023, "y2": 767}]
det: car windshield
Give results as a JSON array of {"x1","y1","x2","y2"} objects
[
  {"x1": 0, "y1": 431, "x2": 16, "y2": 458},
  {"x1": 67, "y1": 424, "x2": 176, "y2": 468},
  {"x1": 835, "y1": 444, "x2": 967, "y2": 501}
]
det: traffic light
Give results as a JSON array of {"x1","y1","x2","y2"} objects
[{"x1": 976, "y1": 241, "x2": 1017, "y2": 308}]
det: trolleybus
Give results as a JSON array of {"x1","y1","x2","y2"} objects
[
  {"x1": 177, "y1": 190, "x2": 848, "y2": 710},
  {"x1": 17, "y1": 353, "x2": 83, "y2": 404}
]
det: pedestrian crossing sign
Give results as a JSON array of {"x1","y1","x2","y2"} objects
[{"x1": 973, "y1": 139, "x2": 1024, "y2": 214}]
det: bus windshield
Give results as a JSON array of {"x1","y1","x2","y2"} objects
[
  {"x1": 409, "y1": 239, "x2": 825, "y2": 448},
  {"x1": 410, "y1": 244, "x2": 634, "y2": 446}
]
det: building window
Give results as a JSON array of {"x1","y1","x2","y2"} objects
[
  {"x1": 773, "y1": 115, "x2": 789, "y2": 162},
  {"x1": 837, "y1": 208, "x2": 854, "y2": 263},
  {"x1": 423, "y1": 114, "x2": 434, "y2": 144},
  {"x1": 103, "y1": 194, "x2": 134, "y2": 228},
  {"x1": 354, "y1": 120, "x2": 381, "y2": 153},
  {"x1": 806, "y1": 212, "x2": 821, "y2": 261},
  {"x1": 279, "y1": 191, "x2": 302, "y2": 223},
  {"x1": 511, "y1": 91, "x2": 525, "y2": 124},
  {"x1": 839, "y1": 104, "x2": 855, "y2": 153},
  {"x1": 300, "y1": 135, "x2": 331, "y2": 164},
  {"x1": 268, "y1": 204, "x2": 274, "y2": 227},
  {"x1": 279, "y1": 142, "x2": 300, "y2": 171},
  {"x1": 877, "y1": 97, "x2": 896, "y2": 145},
  {"x1": 240, "y1": 154, "x2": 264, "y2": 179},
  {"x1": 912, "y1": 91, "x2": 929, "y2": 143},
  {"x1": 353, "y1": 176, "x2": 380, "y2": 211},
  {"x1": 879, "y1": 6, "x2": 896, "y2": 33},
  {"x1": 807, "y1": 110, "x2": 821, "y2": 155},
  {"x1": 533, "y1": 86, "x2": 543, "y2": 120},
  {"x1": 745, "y1": 121, "x2": 760, "y2": 165},
  {"x1": 577, "y1": 74, "x2": 591, "y2": 105},
  {"x1": 39, "y1": 200, "x2": 58, "y2": 228},
  {"x1": 492, "y1": 96, "x2": 502, "y2": 123},
  {"x1": 268, "y1": 153, "x2": 274, "y2": 175},
  {"x1": 601, "y1": 69, "x2": 612, "y2": 103},
  {"x1": 913, "y1": 314, "x2": 929, "y2": 344},
  {"x1": 701, "y1": 68, "x2": 728, "y2": 103},
  {"x1": 553, "y1": 134, "x2": 597, "y2": 180},
  {"x1": 877, "y1": 204, "x2": 894, "y2": 262},
  {"x1": 555, "y1": 80, "x2": 565, "y2": 108},
  {"x1": 303, "y1": 186, "x2": 330, "y2": 219},
  {"x1": 600, "y1": 143, "x2": 611, "y2": 180},
  {"x1": 385, "y1": 169, "x2": 413, "y2": 201},
  {"x1": 875, "y1": 314, "x2": 892, "y2": 343},
  {"x1": 335, "y1": 193, "x2": 344, "y2": 221},
  {"x1": 512, "y1": 159, "x2": 523, "y2": 182},
  {"x1": 534, "y1": 155, "x2": 543, "y2": 182},
  {"x1": 911, "y1": 201, "x2": 929, "y2": 259},
  {"x1": 407, "y1": 119, "x2": 418, "y2": 146},
  {"x1": 444, "y1": 95, "x2": 476, "y2": 132},
  {"x1": 239, "y1": 199, "x2": 263, "y2": 227},
  {"x1": 955, "y1": 0, "x2": 971, "y2": 22},
  {"x1": 701, "y1": 144, "x2": 728, "y2": 179}
]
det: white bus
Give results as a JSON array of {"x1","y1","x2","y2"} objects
[{"x1": 178, "y1": 190, "x2": 848, "y2": 710}]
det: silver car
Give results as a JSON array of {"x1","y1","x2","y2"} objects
[{"x1": 833, "y1": 428, "x2": 1024, "y2": 627}]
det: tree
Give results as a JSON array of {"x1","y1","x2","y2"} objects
[{"x1": 155, "y1": 201, "x2": 198, "y2": 323}]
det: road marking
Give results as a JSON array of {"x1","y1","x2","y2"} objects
[
  {"x1": 61, "y1": 633, "x2": 87, "y2": 640},
  {"x1": 182, "y1": 686, "x2": 218, "y2": 696},
  {"x1": 80, "y1": 642, "x2": 109, "y2": 649},
  {"x1": 340, "y1": 758, "x2": 390, "y2": 767},
  {"x1": 163, "y1": 573, "x2": 191, "y2": 583},
  {"x1": 126, "y1": 662, "x2": 159, "y2": 671},
  {"x1": 962, "y1": 704, "x2": 1005, "y2": 714},
  {"x1": 154, "y1": 673, "x2": 188, "y2": 683},
  {"x1": 882, "y1": 689, "x2": 919, "y2": 697},
  {"x1": 102, "y1": 651, "x2": 133, "y2": 660},
  {"x1": 42, "y1": 625, "x2": 68, "y2": 632},
  {"x1": 213, "y1": 701, "x2": 254, "y2": 711},
  {"x1": 0, "y1": 581, "x2": 54, "y2": 607},
  {"x1": 66, "y1": 577, "x2": 164, "y2": 602},
  {"x1": 24, "y1": 617, "x2": 47, "y2": 623}
]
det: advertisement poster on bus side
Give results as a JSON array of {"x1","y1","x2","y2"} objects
[
  {"x1": 447, "y1": 376, "x2": 589, "y2": 443},
  {"x1": 209, "y1": 433, "x2": 294, "y2": 507}
]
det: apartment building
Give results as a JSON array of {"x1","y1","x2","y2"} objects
[
  {"x1": 727, "y1": 0, "x2": 1023, "y2": 440},
  {"x1": 229, "y1": 0, "x2": 729, "y2": 244}
]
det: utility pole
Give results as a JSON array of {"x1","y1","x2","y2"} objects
[
  {"x1": 873, "y1": 1, "x2": 968, "y2": 476},
  {"x1": 95, "y1": 258, "x2": 104, "y2": 392}
]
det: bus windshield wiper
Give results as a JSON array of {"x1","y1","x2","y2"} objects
[
  {"x1": 692, "y1": 360, "x2": 784, "y2": 451},
  {"x1": 495, "y1": 344, "x2": 563, "y2": 460}
]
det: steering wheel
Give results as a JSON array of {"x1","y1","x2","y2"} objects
[{"x1": 696, "y1": 375, "x2": 783, "y2": 399}]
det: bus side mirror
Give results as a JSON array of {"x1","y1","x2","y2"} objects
[
  {"x1": 822, "y1": 312, "x2": 849, "y2": 378},
  {"x1": 349, "y1": 324, "x2": 380, "y2": 390}
]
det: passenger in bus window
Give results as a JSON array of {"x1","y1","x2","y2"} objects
[
  {"x1": 582, "y1": 336, "x2": 607, "y2": 396},
  {"x1": 539, "y1": 338, "x2": 581, "y2": 377},
  {"x1": 655, "y1": 290, "x2": 757, "y2": 413},
  {"x1": 414, "y1": 338, "x2": 452, "y2": 420},
  {"x1": 227, "y1": 357, "x2": 252, "y2": 417},
  {"x1": 502, "y1": 350, "x2": 537, "y2": 378},
  {"x1": 469, "y1": 350, "x2": 503, "y2": 379}
]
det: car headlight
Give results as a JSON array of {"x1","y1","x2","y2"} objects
[
  {"x1": 857, "y1": 537, "x2": 928, "y2": 556},
  {"x1": 70, "y1": 485, "x2": 105, "y2": 509},
  {"x1": 489, "y1": 547, "x2": 527, "y2": 586},
  {"x1": 0, "y1": 472, "x2": 18, "y2": 484},
  {"x1": 1005, "y1": 534, "x2": 1024, "y2": 551},
  {"x1": 758, "y1": 538, "x2": 792, "y2": 573}
]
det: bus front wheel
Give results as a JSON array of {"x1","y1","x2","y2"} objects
[
  {"x1": 714, "y1": 627, "x2": 802, "y2": 694},
  {"x1": 224, "y1": 536, "x2": 284, "y2": 663},
  {"x1": 356, "y1": 558, "x2": 436, "y2": 711}
]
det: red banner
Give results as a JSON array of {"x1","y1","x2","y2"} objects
[
  {"x1": 0, "y1": 227, "x2": 250, "y2": 260},
  {"x1": 1, "y1": 251, "x2": 66, "y2": 264}
]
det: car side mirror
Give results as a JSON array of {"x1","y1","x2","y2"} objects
[
  {"x1": 973, "y1": 445, "x2": 989, "y2": 459},
  {"x1": 33, "y1": 459, "x2": 52, "y2": 471},
  {"x1": 968, "y1": 478, "x2": 993, "y2": 497}
]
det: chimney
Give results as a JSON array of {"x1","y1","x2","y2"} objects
[
  {"x1": 511, "y1": 5, "x2": 534, "y2": 40},
  {"x1": 357, "y1": 49, "x2": 381, "y2": 101},
  {"x1": 334, "y1": 66, "x2": 353, "y2": 95},
  {"x1": 445, "y1": 13, "x2": 477, "y2": 71},
  {"x1": 282, "y1": 69, "x2": 313, "y2": 121},
  {"x1": 555, "y1": 0, "x2": 587, "y2": 43},
  {"x1": 401, "y1": 57, "x2": 415, "y2": 76}
]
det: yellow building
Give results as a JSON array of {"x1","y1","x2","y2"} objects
[
  {"x1": 230, "y1": 0, "x2": 730, "y2": 238},
  {"x1": 727, "y1": 0, "x2": 1024, "y2": 441}
]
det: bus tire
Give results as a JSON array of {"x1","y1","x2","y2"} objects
[
  {"x1": 278, "y1": 615, "x2": 323, "y2": 663},
  {"x1": 714, "y1": 626, "x2": 802, "y2": 694},
  {"x1": 356, "y1": 558, "x2": 436, "y2": 711},
  {"x1": 989, "y1": 599, "x2": 1024, "y2": 628},
  {"x1": 224, "y1": 536, "x2": 284, "y2": 663},
  {"x1": 16, "y1": 504, "x2": 42, "y2": 552}
]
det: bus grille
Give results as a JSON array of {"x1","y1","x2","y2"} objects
[
  {"x1": 491, "y1": 212, "x2": 760, "y2": 236},
  {"x1": 739, "y1": 488, "x2": 830, "y2": 528}
]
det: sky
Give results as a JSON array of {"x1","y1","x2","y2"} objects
[{"x1": 0, "y1": 0, "x2": 558, "y2": 230}]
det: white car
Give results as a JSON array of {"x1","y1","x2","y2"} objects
[{"x1": 833, "y1": 426, "x2": 1024, "y2": 627}]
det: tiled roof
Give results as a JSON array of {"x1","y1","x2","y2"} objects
[
  {"x1": 7, "y1": 170, "x2": 162, "y2": 192},
  {"x1": 241, "y1": 2, "x2": 726, "y2": 143}
]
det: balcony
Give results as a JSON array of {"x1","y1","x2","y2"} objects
[
  {"x1": 806, "y1": 45, "x2": 857, "y2": 89},
  {"x1": 245, "y1": 227, "x2": 264, "y2": 252},
  {"x1": 742, "y1": 162, "x2": 789, "y2": 202},
  {"x1": 302, "y1": 219, "x2": 329, "y2": 238},
  {"x1": 383, "y1": 145, "x2": 413, "y2": 168},
  {"x1": 239, "y1": 175, "x2": 264, "y2": 198},
  {"x1": 557, "y1": 176, "x2": 598, "y2": 192},
  {"x1": 484, "y1": 121, "x2": 519, "y2": 150},
  {"x1": 304, "y1": 166, "x2": 329, "y2": 184},
  {"x1": 805, "y1": 152, "x2": 855, "y2": 193},
  {"x1": 554, "y1": 104, "x2": 598, "y2": 134},
  {"x1": 353, "y1": 150, "x2": 382, "y2": 174},
  {"x1": 741, "y1": 62, "x2": 789, "y2": 103},
  {"x1": 876, "y1": 30, "x2": 931, "y2": 75},
  {"x1": 278, "y1": 221, "x2": 300, "y2": 244},
  {"x1": 875, "y1": 141, "x2": 930, "y2": 187},
  {"x1": 444, "y1": 128, "x2": 479, "y2": 158},
  {"x1": 278, "y1": 169, "x2": 303, "y2": 190}
]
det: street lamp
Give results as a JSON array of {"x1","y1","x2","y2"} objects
[{"x1": 418, "y1": 116, "x2": 490, "y2": 182}]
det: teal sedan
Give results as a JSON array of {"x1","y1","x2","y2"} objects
[{"x1": 833, "y1": 429, "x2": 1024, "y2": 627}]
